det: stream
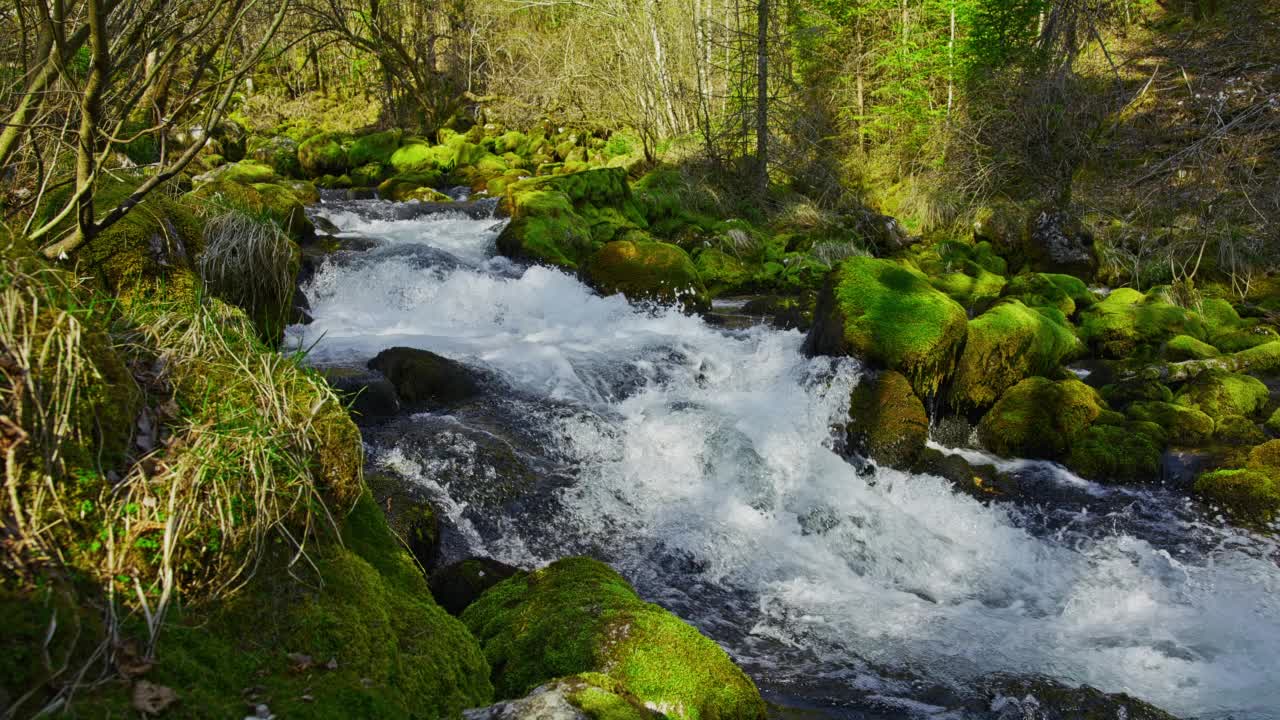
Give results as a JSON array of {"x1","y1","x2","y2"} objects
[{"x1": 286, "y1": 196, "x2": 1280, "y2": 720}]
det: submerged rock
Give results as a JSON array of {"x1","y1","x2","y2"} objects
[
  {"x1": 461, "y1": 557, "x2": 766, "y2": 720},
  {"x1": 979, "y1": 674, "x2": 1178, "y2": 720},
  {"x1": 368, "y1": 347, "x2": 482, "y2": 411},
  {"x1": 804, "y1": 257, "x2": 968, "y2": 397}
]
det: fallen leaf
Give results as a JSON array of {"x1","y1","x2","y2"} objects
[{"x1": 132, "y1": 680, "x2": 178, "y2": 715}]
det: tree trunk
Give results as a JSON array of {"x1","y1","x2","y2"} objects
[{"x1": 755, "y1": 0, "x2": 769, "y2": 196}]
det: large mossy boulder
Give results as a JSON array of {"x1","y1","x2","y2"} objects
[
  {"x1": 1001, "y1": 272, "x2": 1092, "y2": 317},
  {"x1": 1173, "y1": 369, "x2": 1269, "y2": 419},
  {"x1": 1079, "y1": 288, "x2": 1207, "y2": 359},
  {"x1": 348, "y1": 129, "x2": 403, "y2": 168},
  {"x1": 804, "y1": 257, "x2": 968, "y2": 397},
  {"x1": 977, "y1": 377, "x2": 1106, "y2": 459},
  {"x1": 187, "y1": 179, "x2": 314, "y2": 241},
  {"x1": 498, "y1": 168, "x2": 649, "y2": 271},
  {"x1": 1194, "y1": 467, "x2": 1280, "y2": 524},
  {"x1": 1125, "y1": 401, "x2": 1215, "y2": 446},
  {"x1": 949, "y1": 300, "x2": 1083, "y2": 410},
  {"x1": 1065, "y1": 422, "x2": 1165, "y2": 483},
  {"x1": 125, "y1": 494, "x2": 494, "y2": 719},
  {"x1": 298, "y1": 132, "x2": 350, "y2": 177},
  {"x1": 585, "y1": 239, "x2": 709, "y2": 311},
  {"x1": 250, "y1": 136, "x2": 302, "y2": 177},
  {"x1": 461, "y1": 557, "x2": 766, "y2": 720},
  {"x1": 847, "y1": 371, "x2": 929, "y2": 470},
  {"x1": 368, "y1": 347, "x2": 481, "y2": 410}
]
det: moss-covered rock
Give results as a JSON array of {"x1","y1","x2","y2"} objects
[
  {"x1": 1214, "y1": 414, "x2": 1267, "y2": 446},
  {"x1": 1266, "y1": 408, "x2": 1280, "y2": 436},
  {"x1": 1248, "y1": 439, "x2": 1280, "y2": 469},
  {"x1": 250, "y1": 135, "x2": 302, "y2": 177},
  {"x1": 195, "y1": 160, "x2": 277, "y2": 186},
  {"x1": 1173, "y1": 369, "x2": 1269, "y2": 419},
  {"x1": 497, "y1": 169, "x2": 646, "y2": 271},
  {"x1": 929, "y1": 266, "x2": 1007, "y2": 308},
  {"x1": 977, "y1": 377, "x2": 1106, "y2": 459},
  {"x1": 1099, "y1": 379, "x2": 1173, "y2": 408},
  {"x1": 348, "y1": 129, "x2": 403, "y2": 168},
  {"x1": 79, "y1": 493, "x2": 493, "y2": 719},
  {"x1": 1125, "y1": 401, "x2": 1215, "y2": 446},
  {"x1": 378, "y1": 172, "x2": 446, "y2": 202},
  {"x1": 187, "y1": 179, "x2": 314, "y2": 241},
  {"x1": 1194, "y1": 468, "x2": 1280, "y2": 523},
  {"x1": 694, "y1": 248, "x2": 754, "y2": 296},
  {"x1": 1164, "y1": 334, "x2": 1219, "y2": 361},
  {"x1": 404, "y1": 187, "x2": 454, "y2": 203},
  {"x1": 462, "y1": 557, "x2": 765, "y2": 720},
  {"x1": 949, "y1": 300, "x2": 1083, "y2": 410},
  {"x1": 1002, "y1": 272, "x2": 1090, "y2": 316},
  {"x1": 586, "y1": 239, "x2": 709, "y2": 310},
  {"x1": 847, "y1": 371, "x2": 929, "y2": 469},
  {"x1": 1065, "y1": 422, "x2": 1164, "y2": 483},
  {"x1": 390, "y1": 141, "x2": 458, "y2": 175},
  {"x1": 1079, "y1": 288, "x2": 1207, "y2": 359},
  {"x1": 298, "y1": 132, "x2": 350, "y2": 177},
  {"x1": 805, "y1": 257, "x2": 968, "y2": 397}
]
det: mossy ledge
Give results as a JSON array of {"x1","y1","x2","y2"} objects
[{"x1": 462, "y1": 557, "x2": 767, "y2": 720}]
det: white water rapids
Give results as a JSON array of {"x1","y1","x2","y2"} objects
[{"x1": 288, "y1": 199, "x2": 1280, "y2": 719}]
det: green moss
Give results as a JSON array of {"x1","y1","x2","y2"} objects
[
  {"x1": 1079, "y1": 288, "x2": 1208, "y2": 358},
  {"x1": 497, "y1": 190, "x2": 596, "y2": 268},
  {"x1": 188, "y1": 180, "x2": 313, "y2": 241},
  {"x1": 1174, "y1": 370, "x2": 1269, "y2": 418},
  {"x1": 586, "y1": 239, "x2": 709, "y2": 311},
  {"x1": 848, "y1": 371, "x2": 929, "y2": 469},
  {"x1": 930, "y1": 266, "x2": 1007, "y2": 308},
  {"x1": 298, "y1": 132, "x2": 350, "y2": 177},
  {"x1": 1248, "y1": 440, "x2": 1280, "y2": 469},
  {"x1": 695, "y1": 248, "x2": 754, "y2": 296},
  {"x1": 390, "y1": 142, "x2": 455, "y2": 175},
  {"x1": 950, "y1": 300, "x2": 1084, "y2": 409},
  {"x1": 1125, "y1": 401, "x2": 1215, "y2": 445},
  {"x1": 977, "y1": 377, "x2": 1106, "y2": 459},
  {"x1": 250, "y1": 136, "x2": 302, "y2": 177},
  {"x1": 462, "y1": 557, "x2": 765, "y2": 720},
  {"x1": 811, "y1": 257, "x2": 969, "y2": 397},
  {"x1": 1164, "y1": 334, "x2": 1220, "y2": 361},
  {"x1": 348, "y1": 130, "x2": 403, "y2": 167},
  {"x1": 1002, "y1": 273, "x2": 1084, "y2": 316},
  {"x1": 1267, "y1": 408, "x2": 1280, "y2": 436},
  {"x1": 377, "y1": 172, "x2": 445, "y2": 201},
  {"x1": 69, "y1": 182, "x2": 208, "y2": 306},
  {"x1": 1100, "y1": 379, "x2": 1174, "y2": 408},
  {"x1": 1214, "y1": 415, "x2": 1267, "y2": 446},
  {"x1": 1194, "y1": 468, "x2": 1280, "y2": 523},
  {"x1": 350, "y1": 162, "x2": 388, "y2": 187},
  {"x1": 199, "y1": 160, "x2": 277, "y2": 185},
  {"x1": 1066, "y1": 422, "x2": 1164, "y2": 483}
]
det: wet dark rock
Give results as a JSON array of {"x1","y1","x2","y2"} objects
[
  {"x1": 368, "y1": 347, "x2": 481, "y2": 411},
  {"x1": 290, "y1": 287, "x2": 313, "y2": 325},
  {"x1": 740, "y1": 293, "x2": 816, "y2": 331},
  {"x1": 321, "y1": 366, "x2": 401, "y2": 423},
  {"x1": 912, "y1": 447, "x2": 1019, "y2": 500},
  {"x1": 931, "y1": 414, "x2": 978, "y2": 449},
  {"x1": 977, "y1": 674, "x2": 1178, "y2": 720},
  {"x1": 429, "y1": 557, "x2": 522, "y2": 616},
  {"x1": 365, "y1": 471, "x2": 441, "y2": 572}
]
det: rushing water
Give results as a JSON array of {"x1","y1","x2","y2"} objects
[{"x1": 288, "y1": 197, "x2": 1280, "y2": 719}]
